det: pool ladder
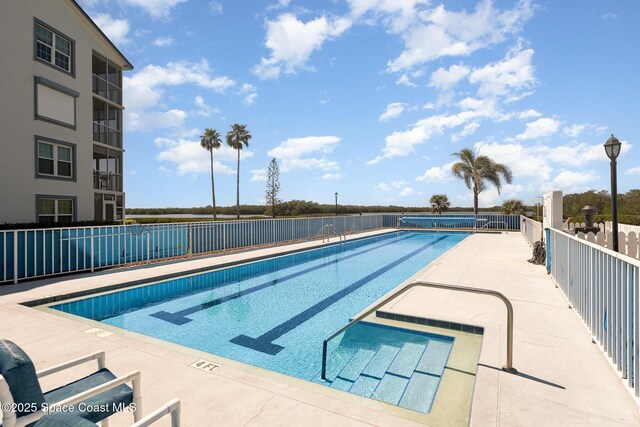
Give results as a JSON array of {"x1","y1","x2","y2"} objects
[
  {"x1": 319, "y1": 224, "x2": 346, "y2": 243},
  {"x1": 321, "y1": 280, "x2": 517, "y2": 380}
]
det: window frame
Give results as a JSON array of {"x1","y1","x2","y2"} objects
[
  {"x1": 35, "y1": 195, "x2": 77, "y2": 224},
  {"x1": 35, "y1": 136, "x2": 77, "y2": 181},
  {"x1": 34, "y1": 18, "x2": 75, "y2": 77}
]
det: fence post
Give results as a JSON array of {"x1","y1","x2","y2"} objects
[
  {"x1": 13, "y1": 230, "x2": 18, "y2": 284},
  {"x1": 90, "y1": 230, "x2": 95, "y2": 273}
]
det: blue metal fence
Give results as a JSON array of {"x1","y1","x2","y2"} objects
[
  {"x1": 0, "y1": 215, "x2": 384, "y2": 284},
  {"x1": 383, "y1": 213, "x2": 521, "y2": 230},
  {"x1": 0, "y1": 213, "x2": 521, "y2": 284}
]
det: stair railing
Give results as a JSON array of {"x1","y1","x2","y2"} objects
[
  {"x1": 476, "y1": 220, "x2": 509, "y2": 231},
  {"x1": 317, "y1": 224, "x2": 346, "y2": 243},
  {"x1": 321, "y1": 280, "x2": 516, "y2": 380}
]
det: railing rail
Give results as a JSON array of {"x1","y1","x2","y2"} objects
[
  {"x1": 520, "y1": 216, "x2": 543, "y2": 247},
  {"x1": 0, "y1": 215, "x2": 385, "y2": 284},
  {"x1": 387, "y1": 213, "x2": 521, "y2": 230},
  {"x1": 321, "y1": 224, "x2": 345, "y2": 243},
  {"x1": 321, "y1": 280, "x2": 516, "y2": 380},
  {"x1": 547, "y1": 227, "x2": 640, "y2": 396},
  {"x1": 477, "y1": 220, "x2": 509, "y2": 230}
]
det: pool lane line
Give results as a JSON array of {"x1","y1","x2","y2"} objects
[
  {"x1": 150, "y1": 233, "x2": 421, "y2": 325},
  {"x1": 230, "y1": 235, "x2": 449, "y2": 355}
]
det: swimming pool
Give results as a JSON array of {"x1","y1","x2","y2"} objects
[{"x1": 50, "y1": 231, "x2": 468, "y2": 413}]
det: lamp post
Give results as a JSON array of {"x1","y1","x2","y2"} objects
[
  {"x1": 604, "y1": 134, "x2": 622, "y2": 252},
  {"x1": 334, "y1": 192, "x2": 338, "y2": 216}
]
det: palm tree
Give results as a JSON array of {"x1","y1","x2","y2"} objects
[
  {"x1": 451, "y1": 148, "x2": 513, "y2": 214},
  {"x1": 200, "y1": 128, "x2": 221, "y2": 220},
  {"x1": 429, "y1": 194, "x2": 450, "y2": 214},
  {"x1": 226, "y1": 124, "x2": 252, "y2": 219},
  {"x1": 501, "y1": 199, "x2": 526, "y2": 215}
]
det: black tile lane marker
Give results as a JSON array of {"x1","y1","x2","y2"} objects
[
  {"x1": 230, "y1": 235, "x2": 449, "y2": 355},
  {"x1": 150, "y1": 233, "x2": 420, "y2": 325}
]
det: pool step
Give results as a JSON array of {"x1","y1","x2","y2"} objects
[{"x1": 326, "y1": 340, "x2": 451, "y2": 414}]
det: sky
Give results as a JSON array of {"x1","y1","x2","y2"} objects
[{"x1": 79, "y1": 0, "x2": 640, "y2": 209}]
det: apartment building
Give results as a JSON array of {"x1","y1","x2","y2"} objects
[{"x1": 0, "y1": 0, "x2": 132, "y2": 224}]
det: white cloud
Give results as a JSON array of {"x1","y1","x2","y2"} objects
[
  {"x1": 267, "y1": 136, "x2": 341, "y2": 172},
  {"x1": 375, "y1": 183, "x2": 391, "y2": 192},
  {"x1": 542, "y1": 170, "x2": 599, "y2": 193},
  {"x1": 253, "y1": 14, "x2": 351, "y2": 79},
  {"x1": 429, "y1": 64, "x2": 470, "y2": 90},
  {"x1": 322, "y1": 173, "x2": 342, "y2": 180},
  {"x1": 416, "y1": 162, "x2": 455, "y2": 182},
  {"x1": 472, "y1": 139, "x2": 633, "y2": 191},
  {"x1": 193, "y1": 95, "x2": 219, "y2": 117},
  {"x1": 124, "y1": 60, "x2": 235, "y2": 131},
  {"x1": 451, "y1": 122, "x2": 480, "y2": 142},
  {"x1": 155, "y1": 137, "x2": 253, "y2": 176},
  {"x1": 250, "y1": 169, "x2": 267, "y2": 181},
  {"x1": 474, "y1": 140, "x2": 553, "y2": 180},
  {"x1": 516, "y1": 117, "x2": 561, "y2": 140},
  {"x1": 477, "y1": 183, "x2": 524, "y2": 205},
  {"x1": 92, "y1": 14, "x2": 130, "y2": 45},
  {"x1": 399, "y1": 187, "x2": 415, "y2": 196},
  {"x1": 119, "y1": 0, "x2": 188, "y2": 18},
  {"x1": 396, "y1": 73, "x2": 417, "y2": 87},
  {"x1": 469, "y1": 47, "x2": 536, "y2": 99},
  {"x1": 209, "y1": 1, "x2": 223, "y2": 15},
  {"x1": 237, "y1": 83, "x2": 258, "y2": 106},
  {"x1": 602, "y1": 12, "x2": 618, "y2": 20},
  {"x1": 153, "y1": 36, "x2": 175, "y2": 47},
  {"x1": 379, "y1": 102, "x2": 408, "y2": 122},
  {"x1": 563, "y1": 124, "x2": 587, "y2": 138},
  {"x1": 267, "y1": 0, "x2": 291, "y2": 11},
  {"x1": 518, "y1": 109, "x2": 542, "y2": 119},
  {"x1": 377, "y1": 0, "x2": 534, "y2": 72},
  {"x1": 627, "y1": 167, "x2": 640, "y2": 175},
  {"x1": 369, "y1": 106, "x2": 495, "y2": 163},
  {"x1": 349, "y1": 0, "x2": 429, "y2": 33}
]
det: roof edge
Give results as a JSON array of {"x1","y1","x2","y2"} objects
[{"x1": 66, "y1": 0, "x2": 134, "y2": 70}]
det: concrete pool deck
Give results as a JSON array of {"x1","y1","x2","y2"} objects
[{"x1": 0, "y1": 230, "x2": 638, "y2": 426}]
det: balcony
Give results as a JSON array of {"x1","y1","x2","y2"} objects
[
  {"x1": 92, "y1": 73, "x2": 122, "y2": 105},
  {"x1": 93, "y1": 123, "x2": 121, "y2": 149},
  {"x1": 93, "y1": 170, "x2": 122, "y2": 192}
]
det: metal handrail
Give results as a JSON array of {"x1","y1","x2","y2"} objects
[
  {"x1": 477, "y1": 220, "x2": 509, "y2": 230},
  {"x1": 320, "y1": 224, "x2": 345, "y2": 243},
  {"x1": 321, "y1": 280, "x2": 516, "y2": 380}
]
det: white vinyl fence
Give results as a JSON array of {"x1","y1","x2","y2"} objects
[
  {"x1": 547, "y1": 227, "x2": 640, "y2": 397},
  {"x1": 520, "y1": 216, "x2": 543, "y2": 247},
  {"x1": 0, "y1": 215, "x2": 384, "y2": 284},
  {"x1": 563, "y1": 222, "x2": 640, "y2": 261}
]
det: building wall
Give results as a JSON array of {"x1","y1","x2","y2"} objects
[{"x1": 0, "y1": 0, "x2": 128, "y2": 224}]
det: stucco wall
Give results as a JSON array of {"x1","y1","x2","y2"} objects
[{"x1": 0, "y1": 0, "x2": 128, "y2": 224}]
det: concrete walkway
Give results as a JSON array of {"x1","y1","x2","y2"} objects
[{"x1": 0, "y1": 231, "x2": 638, "y2": 426}]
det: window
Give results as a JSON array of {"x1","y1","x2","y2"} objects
[
  {"x1": 35, "y1": 21, "x2": 73, "y2": 73},
  {"x1": 37, "y1": 198, "x2": 74, "y2": 224},
  {"x1": 36, "y1": 139, "x2": 74, "y2": 179},
  {"x1": 35, "y1": 77, "x2": 78, "y2": 128}
]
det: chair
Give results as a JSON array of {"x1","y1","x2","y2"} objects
[
  {"x1": 0, "y1": 339, "x2": 141, "y2": 427},
  {"x1": 33, "y1": 398, "x2": 181, "y2": 427}
]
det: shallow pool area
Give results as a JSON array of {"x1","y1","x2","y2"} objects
[{"x1": 48, "y1": 231, "x2": 468, "y2": 414}]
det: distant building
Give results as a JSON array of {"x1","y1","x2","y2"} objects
[{"x1": 0, "y1": 0, "x2": 133, "y2": 225}]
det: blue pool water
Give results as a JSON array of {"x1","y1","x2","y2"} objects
[{"x1": 51, "y1": 231, "x2": 466, "y2": 413}]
